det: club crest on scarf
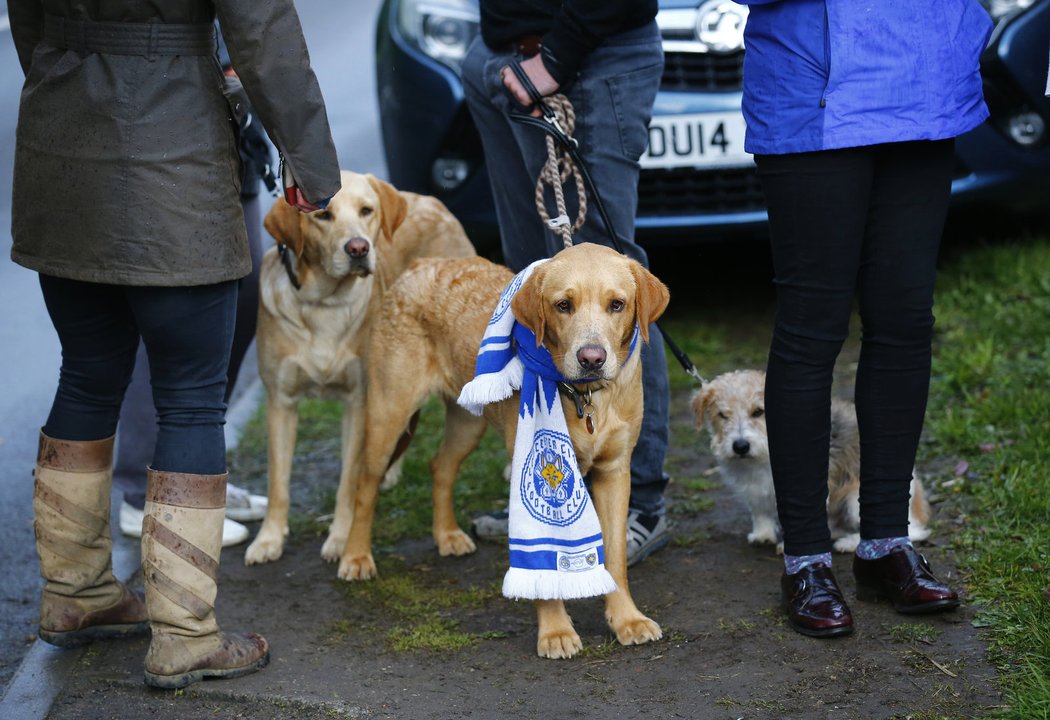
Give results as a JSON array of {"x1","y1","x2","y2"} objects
[{"x1": 522, "y1": 429, "x2": 588, "y2": 527}]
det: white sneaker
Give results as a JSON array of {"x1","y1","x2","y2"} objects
[
  {"x1": 225, "y1": 483, "x2": 268, "y2": 522},
  {"x1": 119, "y1": 501, "x2": 250, "y2": 548}
]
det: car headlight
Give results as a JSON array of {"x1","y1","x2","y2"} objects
[
  {"x1": 397, "y1": 0, "x2": 480, "y2": 73},
  {"x1": 979, "y1": 0, "x2": 1037, "y2": 20}
]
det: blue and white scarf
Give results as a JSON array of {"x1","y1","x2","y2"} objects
[{"x1": 458, "y1": 260, "x2": 618, "y2": 600}]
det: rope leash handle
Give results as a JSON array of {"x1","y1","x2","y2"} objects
[
  {"x1": 507, "y1": 60, "x2": 584, "y2": 250},
  {"x1": 505, "y1": 60, "x2": 706, "y2": 386}
]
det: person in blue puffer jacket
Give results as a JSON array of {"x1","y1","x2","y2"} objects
[{"x1": 737, "y1": 0, "x2": 993, "y2": 639}]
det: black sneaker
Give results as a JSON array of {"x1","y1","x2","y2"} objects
[
  {"x1": 471, "y1": 510, "x2": 509, "y2": 541},
  {"x1": 626, "y1": 511, "x2": 670, "y2": 567}
]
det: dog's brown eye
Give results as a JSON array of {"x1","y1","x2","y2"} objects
[
  {"x1": 752, "y1": 408, "x2": 764, "y2": 418},
  {"x1": 609, "y1": 299, "x2": 625, "y2": 313},
  {"x1": 360, "y1": 206, "x2": 374, "y2": 218},
  {"x1": 314, "y1": 210, "x2": 332, "y2": 221},
  {"x1": 554, "y1": 299, "x2": 572, "y2": 313},
  {"x1": 717, "y1": 411, "x2": 728, "y2": 420}
]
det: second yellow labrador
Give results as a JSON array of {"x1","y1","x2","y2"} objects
[
  {"x1": 337, "y1": 243, "x2": 670, "y2": 659},
  {"x1": 245, "y1": 171, "x2": 475, "y2": 566}
]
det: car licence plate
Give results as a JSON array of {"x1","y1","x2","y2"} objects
[{"x1": 640, "y1": 112, "x2": 753, "y2": 169}]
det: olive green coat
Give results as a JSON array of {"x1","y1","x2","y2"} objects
[{"x1": 8, "y1": 0, "x2": 341, "y2": 286}]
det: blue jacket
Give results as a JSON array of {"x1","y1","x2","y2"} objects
[{"x1": 738, "y1": 0, "x2": 992, "y2": 154}]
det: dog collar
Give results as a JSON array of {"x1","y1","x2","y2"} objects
[{"x1": 277, "y1": 243, "x2": 302, "y2": 291}]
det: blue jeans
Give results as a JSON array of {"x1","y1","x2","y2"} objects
[
  {"x1": 756, "y1": 140, "x2": 954, "y2": 556},
  {"x1": 39, "y1": 275, "x2": 237, "y2": 476},
  {"x1": 113, "y1": 194, "x2": 264, "y2": 508},
  {"x1": 462, "y1": 23, "x2": 669, "y2": 515}
]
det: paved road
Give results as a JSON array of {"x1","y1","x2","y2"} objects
[{"x1": 0, "y1": 0, "x2": 385, "y2": 694}]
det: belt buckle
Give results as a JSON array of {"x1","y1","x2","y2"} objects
[{"x1": 514, "y1": 35, "x2": 542, "y2": 58}]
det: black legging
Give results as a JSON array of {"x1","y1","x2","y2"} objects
[
  {"x1": 39, "y1": 276, "x2": 238, "y2": 475},
  {"x1": 756, "y1": 139, "x2": 954, "y2": 557}
]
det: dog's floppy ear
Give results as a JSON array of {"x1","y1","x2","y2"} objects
[
  {"x1": 367, "y1": 174, "x2": 408, "y2": 242},
  {"x1": 691, "y1": 384, "x2": 716, "y2": 428},
  {"x1": 263, "y1": 197, "x2": 305, "y2": 257},
  {"x1": 629, "y1": 262, "x2": 671, "y2": 343},
  {"x1": 511, "y1": 264, "x2": 548, "y2": 347}
]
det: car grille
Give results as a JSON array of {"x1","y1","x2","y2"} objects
[
  {"x1": 638, "y1": 165, "x2": 765, "y2": 216},
  {"x1": 661, "y1": 51, "x2": 744, "y2": 92}
]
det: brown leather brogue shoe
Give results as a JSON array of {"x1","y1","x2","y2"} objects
[
  {"x1": 780, "y1": 563, "x2": 854, "y2": 638},
  {"x1": 853, "y1": 546, "x2": 960, "y2": 614}
]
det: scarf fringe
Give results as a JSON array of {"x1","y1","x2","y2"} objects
[
  {"x1": 502, "y1": 567, "x2": 618, "y2": 601},
  {"x1": 457, "y1": 360, "x2": 523, "y2": 416}
]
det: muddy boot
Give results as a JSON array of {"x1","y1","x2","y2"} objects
[
  {"x1": 33, "y1": 431, "x2": 149, "y2": 648},
  {"x1": 141, "y1": 469, "x2": 269, "y2": 690}
]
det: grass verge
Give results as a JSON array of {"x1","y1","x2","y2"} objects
[{"x1": 923, "y1": 237, "x2": 1050, "y2": 720}]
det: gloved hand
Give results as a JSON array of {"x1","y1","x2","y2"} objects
[
  {"x1": 286, "y1": 186, "x2": 330, "y2": 213},
  {"x1": 281, "y1": 157, "x2": 330, "y2": 213}
]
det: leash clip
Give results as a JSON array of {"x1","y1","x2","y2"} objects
[
  {"x1": 547, "y1": 214, "x2": 570, "y2": 229},
  {"x1": 543, "y1": 114, "x2": 578, "y2": 149}
]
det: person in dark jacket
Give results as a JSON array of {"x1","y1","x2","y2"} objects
[
  {"x1": 9, "y1": 0, "x2": 341, "y2": 689},
  {"x1": 737, "y1": 0, "x2": 992, "y2": 638},
  {"x1": 461, "y1": 0, "x2": 673, "y2": 568},
  {"x1": 113, "y1": 30, "x2": 275, "y2": 549}
]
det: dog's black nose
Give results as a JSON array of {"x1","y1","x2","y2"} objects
[
  {"x1": 732, "y1": 439, "x2": 751, "y2": 456},
  {"x1": 576, "y1": 345, "x2": 606, "y2": 372},
  {"x1": 344, "y1": 237, "x2": 370, "y2": 258}
]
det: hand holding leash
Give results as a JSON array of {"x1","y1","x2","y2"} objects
[
  {"x1": 502, "y1": 62, "x2": 707, "y2": 387},
  {"x1": 280, "y1": 154, "x2": 330, "y2": 213},
  {"x1": 500, "y1": 54, "x2": 558, "y2": 117}
]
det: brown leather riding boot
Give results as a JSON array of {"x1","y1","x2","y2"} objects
[
  {"x1": 142, "y1": 469, "x2": 268, "y2": 689},
  {"x1": 33, "y1": 431, "x2": 148, "y2": 647}
]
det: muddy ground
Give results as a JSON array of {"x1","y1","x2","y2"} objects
[
  {"x1": 43, "y1": 244, "x2": 1003, "y2": 719},
  {"x1": 46, "y1": 389, "x2": 1002, "y2": 719}
]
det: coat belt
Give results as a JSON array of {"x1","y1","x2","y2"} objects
[{"x1": 43, "y1": 15, "x2": 217, "y2": 58}]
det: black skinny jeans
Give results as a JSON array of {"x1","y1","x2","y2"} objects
[
  {"x1": 39, "y1": 276, "x2": 238, "y2": 475},
  {"x1": 756, "y1": 139, "x2": 954, "y2": 557}
]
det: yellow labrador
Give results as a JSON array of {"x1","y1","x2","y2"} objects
[
  {"x1": 338, "y1": 244, "x2": 670, "y2": 659},
  {"x1": 245, "y1": 171, "x2": 475, "y2": 566}
]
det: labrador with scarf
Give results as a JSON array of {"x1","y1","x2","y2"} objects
[{"x1": 337, "y1": 243, "x2": 669, "y2": 659}]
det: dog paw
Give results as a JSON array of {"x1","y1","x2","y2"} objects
[
  {"x1": 611, "y1": 614, "x2": 662, "y2": 647},
  {"x1": 320, "y1": 532, "x2": 349, "y2": 563},
  {"x1": 244, "y1": 536, "x2": 284, "y2": 566},
  {"x1": 537, "y1": 630, "x2": 583, "y2": 659},
  {"x1": 908, "y1": 524, "x2": 931, "y2": 543},
  {"x1": 747, "y1": 530, "x2": 779, "y2": 546},
  {"x1": 337, "y1": 553, "x2": 377, "y2": 581},
  {"x1": 833, "y1": 533, "x2": 860, "y2": 554},
  {"x1": 435, "y1": 528, "x2": 477, "y2": 557}
]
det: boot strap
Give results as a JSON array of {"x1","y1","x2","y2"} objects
[
  {"x1": 35, "y1": 530, "x2": 109, "y2": 569},
  {"x1": 142, "y1": 514, "x2": 219, "y2": 581},
  {"x1": 142, "y1": 558, "x2": 214, "y2": 621},
  {"x1": 35, "y1": 479, "x2": 108, "y2": 537}
]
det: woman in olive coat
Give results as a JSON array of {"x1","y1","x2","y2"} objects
[{"x1": 8, "y1": 0, "x2": 341, "y2": 689}]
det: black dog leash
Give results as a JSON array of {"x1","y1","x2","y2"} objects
[{"x1": 505, "y1": 60, "x2": 706, "y2": 386}]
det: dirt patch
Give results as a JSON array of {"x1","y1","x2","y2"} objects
[{"x1": 47, "y1": 389, "x2": 1000, "y2": 720}]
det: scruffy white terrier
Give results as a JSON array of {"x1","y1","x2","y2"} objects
[{"x1": 691, "y1": 369, "x2": 931, "y2": 553}]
